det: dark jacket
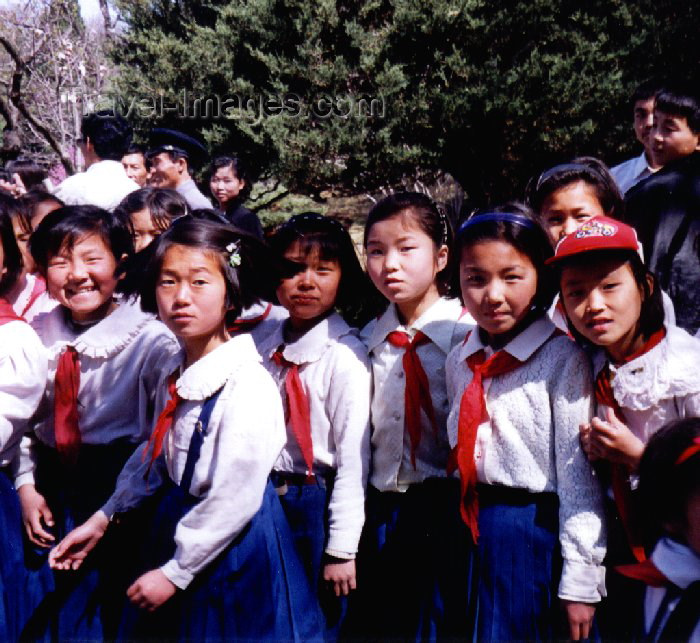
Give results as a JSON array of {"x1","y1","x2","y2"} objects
[
  {"x1": 625, "y1": 151, "x2": 700, "y2": 332},
  {"x1": 223, "y1": 201, "x2": 264, "y2": 239}
]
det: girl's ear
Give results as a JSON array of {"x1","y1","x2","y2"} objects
[
  {"x1": 645, "y1": 272, "x2": 655, "y2": 297},
  {"x1": 238, "y1": 178, "x2": 246, "y2": 191},
  {"x1": 436, "y1": 244, "x2": 449, "y2": 272}
]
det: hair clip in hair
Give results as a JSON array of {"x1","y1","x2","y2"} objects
[{"x1": 226, "y1": 241, "x2": 241, "y2": 268}]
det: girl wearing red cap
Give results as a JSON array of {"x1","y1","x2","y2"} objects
[{"x1": 551, "y1": 216, "x2": 700, "y2": 638}]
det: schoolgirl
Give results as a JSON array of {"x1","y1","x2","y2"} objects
[
  {"x1": 617, "y1": 418, "x2": 700, "y2": 641},
  {"x1": 0, "y1": 211, "x2": 50, "y2": 640},
  {"x1": 353, "y1": 192, "x2": 473, "y2": 639},
  {"x1": 446, "y1": 211, "x2": 606, "y2": 640},
  {"x1": 1, "y1": 191, "x2": 60, "y2": 321},
  {"x1": 50, "y1": 217, "x2": 324, "y2": 641},
  {"x1": 115, "y1": 187, "x2": 188, "y2": 252},
  {"x1": 16, "y1": 205, "x2": 179, "y2": 639},
  {"x1": 527, "y1": 158, "x2": 675, "y2": 329},
  {"x1": 550, "y1": 216, "x2": 700, "y2": 637},
  {"x1": 259, "y1": 213, "x2": 371, "y2": 634}
]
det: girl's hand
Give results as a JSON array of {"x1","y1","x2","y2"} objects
[
  {"x1": 18, "y1": 484, "x2": 55, "y2": 547},
  {"x1": 127, "y1": 569, "x2": 177, "y2": 611},
  {"x1": 49, "y1": 511, "x2": 109, "y2": 571},
  {"x1": 588, "y1": 408, "x2": 644, "y2": 470},
  {"x1": 561, "y1": 600, "x2": 595, "y2": 640},
  {"x1": 579, "y1": 423, "x2": 595, "y2": 460},
  {"x1": 323, "y1": 558, "x2": 357, "y2": 597}
]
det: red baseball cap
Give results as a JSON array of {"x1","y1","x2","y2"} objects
[{"x1": 546, "y1": 216, "x2": 643, "y2": 265}]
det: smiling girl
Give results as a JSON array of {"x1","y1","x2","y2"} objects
[
  {"x1": 446, "y1": 211, "x2": 605, "y2": 641},
  {"x1": 50, "y1": 217, "x2": 323, "y2": 640},
  {"x1": 259, "y1": 213, "x2": 371, "y2": 636},
  {"x1": 15, "y1": 205, "x2": 179, "y2": 639}
]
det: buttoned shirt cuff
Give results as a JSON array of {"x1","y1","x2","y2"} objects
[
  {"x1": 14, "y1": 471, "x2": 35, "y2": 490},
  {"x1": 160, "y1": 559, "x2": 194, "y2": 590},
  {"x1": 558, "y1": 560, "x2": 606, "y2": 603}
]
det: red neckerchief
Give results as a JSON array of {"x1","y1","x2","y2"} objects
[
  {"x1": 386, "y1": 330, "x2": 438, "y2": 468},
  {"x1": 271, "y1": 349, "x2": 314, "y2": 478},
  {"x1": 21, "y1": 275, "x2": 47, "y2": 318},
  {"x1": 594, "y1": 327, "x2": 667, "y2": 562}
]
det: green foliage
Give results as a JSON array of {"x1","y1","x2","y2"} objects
[{"x1": 111, "y1": 0, "x2": 700, "y2": 206}]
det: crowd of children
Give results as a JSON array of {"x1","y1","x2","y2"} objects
[{"x1": 0, "y1": 80, "x2": 698, "y2": 643}]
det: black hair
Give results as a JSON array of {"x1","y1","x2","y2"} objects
[
  {"x1": 455, "y1": 209, "x2": 556, "y2": 315},
  {"x1": 631, "y1": 78, "x2": 665, "y2": 107},
  {"x1": 80, "y1": 110, "x2": 133, "y2": 161},
  {"x1": 17, "y1": 189, "x2": 64, "y2": 224},
  {"x1": 208, "y1": 155, "x2": 252, "y2": 202},
  {"x1": 364, "y1": 192, "x2": 454, "y2": 296},
  {"x1": 137, "y1": 216, "x2": 283, "y2": 321},
  {"x1": 5, "y1": 159, "x2": 47, "y2": 190},
  {"x1": 115, "y1": 188, "x2": 188, "y2": 234},
  {"x1": 5, "y1": 195, "x2": 32, "y2": 236},
  {"x1": 557, "y1": 249, "x2": 665, "y2": 345},
  {"x1": 29, "y1": 205, "x2": 133, "y2": 274},
  {"x1": 526, "y1": 157, "x2": 624, "y2": 221},
  {"x1": 0, "y1": 192, "x2": 25, "y2": 295},
  {"x1": 637, "y1": 418, "x2": 700, "y2": 550},
  {"x1": 270, "y1": 212, "x2": 373, "y2": 326},
  {"x1": 654, "y1": 81, "x2": 700, "y2": 134},
  {"x1": 122, "y1": 144, "x2": 149, "y2": 169}
]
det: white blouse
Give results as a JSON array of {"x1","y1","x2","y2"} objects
[
  {"x1": 258, "y1": 312, "x2": 371, "y2": 557},
  {"x1": 592, "y1": 324, "x2": 700, "y2": 442},
  {"x1": 15, "y1": 299, "x2": 179, "y2": 488},
  {"x1": 103, "y1": 334, "x2": 287, "y2": 590},
  {"x1": 445, "y1": 316, "x2": 606, "y2": 603},
  {"x1": 0, "y1": 320, "x2": 47, "y2": 467},
  {"x1": 361, "y1": 297, "x2": 474, "y2": 492}
]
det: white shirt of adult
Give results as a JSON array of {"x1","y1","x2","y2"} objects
[
  {"x1": 54, "y1": 159, "x2": 139, "y2": 211},
  {"x1": 610, "y1": 152, "x2": 655, "y2": 194}
]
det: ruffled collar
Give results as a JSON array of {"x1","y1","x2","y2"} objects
[
  {"x1": 259, "y1": 311, "x2": 353, "y2": 365},
  {"x1": 592, "y1": 325, "x2": 700, "y2": 410},
  {"x1": 33, "y1": 298, "x2": 155, "y2": 358},
  {"x1": 456, "y1": 314, "x2": 557, "y2": 363},
  {"x1": 175, "y1": 333, "x2": 261, "y2": 400},
  {"x1": 365, "y1": 297, "x2": 469, "y2": 354},
  {"x1": 651, "y1": 537, "x2": 700, "y2": 589}
]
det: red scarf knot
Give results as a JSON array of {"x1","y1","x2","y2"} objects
[
  {"x1": 456, "y1": 348, "x2": 522, "y2": 543},
  {"x1": 272, "y1": 349, "x2": 314, "y2": 477},
  {"x1": 54, "y1": 346, "x2": 81, "y2": 465},
  {"x1": 386, "y1": 330, "x2": 438, "y2": 468}
]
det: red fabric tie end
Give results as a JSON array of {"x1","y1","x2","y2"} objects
[
  {"x1": 272, "y1": 350, "x2": 314, "y2": 478},
  {"x1": 144, "y1": 372, "x2": 180, "y2": 476},
  {"x1": 456, "y1": 348, "x2": 522, "y2": 543},
  {"x1": 386, "y1": 330, "x2": 438, "y2": 469},
  {"x1": 54, "y1": 346, "x2": 81, "y2": 465}
]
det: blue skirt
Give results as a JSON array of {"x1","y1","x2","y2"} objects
[
  {"x1": 119, "y1": 478, "x2": 325, "y2": 642},
  {"x1": 472, "y1": 484, "x2": 563, "y2": 641},
  {"x1": 22, "y1": 439, "x2": 146, "y2": 641},
  {"x1": 345, "y1": 478, "x2": 473, "y2": 641},
  {"x1": 0, "y1": 468, "x2": 53, "y2": 641},
  {"x1": 272, "y1": 471, "x2": 347, "y2": 639}
]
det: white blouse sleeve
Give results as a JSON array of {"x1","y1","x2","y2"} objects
[
  {"x1": 324, "y1": 339, "x2": 371, "y2": 556},
  {"x1": 0, "y1": 322, "x2": 47, "y2": 466},
  {"x1": 160, "y1": 368, "x2": 286, "y2": 589},
  {"x1": 551, "y1": 341, "x2": 607, "y2": 603}
]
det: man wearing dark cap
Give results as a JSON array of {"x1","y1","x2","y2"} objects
[
  {"x1": 55, "y1": 111, "x2": 139, "y2": 210},
  {"x1": 147, "y1": 128, "x2": 213, "y2": 209}
]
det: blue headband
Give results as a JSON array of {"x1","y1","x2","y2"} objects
[{"x1": 457, "y1": 212, "x2": 539, "y2": 236}]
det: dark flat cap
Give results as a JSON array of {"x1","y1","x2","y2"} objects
[{"x1": 147, "y1": 128, "x2": 208, "y2": 168}]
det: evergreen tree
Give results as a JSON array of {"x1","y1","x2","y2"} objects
[{"x1": 112, "y1": 0, "x2": 700, "y2": 205}]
